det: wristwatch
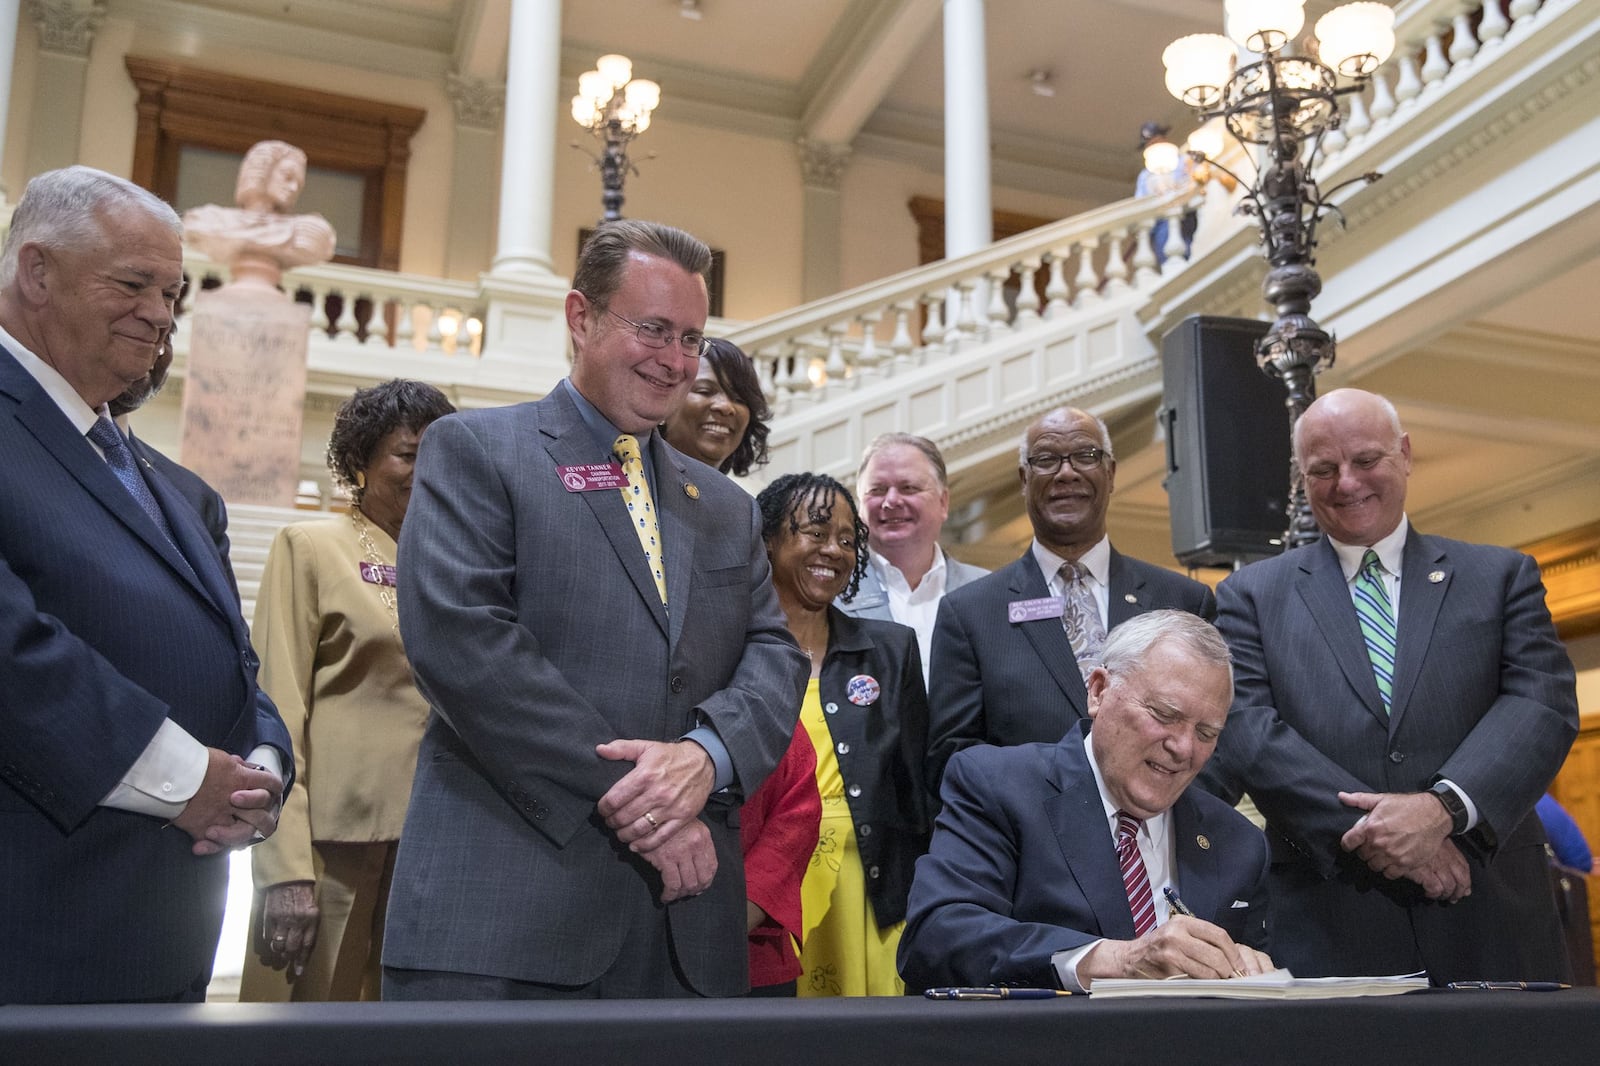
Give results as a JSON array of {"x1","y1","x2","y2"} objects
[{"x1": 1428, "y1": 781, "x2": 1469, "y2": 836}]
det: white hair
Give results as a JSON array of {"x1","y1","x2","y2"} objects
[
  {"x1": 0, "y1": 166, "x2": 182, "y2": 287},
  {"x1": 1098, "y1": 609, "x2": 1231, "y2": 690}
]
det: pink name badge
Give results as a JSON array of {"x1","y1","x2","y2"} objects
[
  {"x1": 359, "y1": 561, "x2": 397, "y2": 587},
  {"x1": 558, "y1": 462, "x2": 628, "y2": 492},
  {"x1": 1008, "y1": 596, "x2": 1064, "y2": 624}
]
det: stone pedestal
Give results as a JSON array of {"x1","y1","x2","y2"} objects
[{"x1": 179, "y1": 287, "x2": 310, "y2": 505}]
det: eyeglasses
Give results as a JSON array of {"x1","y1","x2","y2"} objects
[
  {"x1": 1024, "y1": 448, "x2": 1108, "y2": 476},
  {"x1": 605, "y1": 308, "x2": 708, "y2": 357}
]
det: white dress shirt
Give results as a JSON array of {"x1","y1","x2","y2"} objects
[
  {"x1": 1032, "y1": 534, "x2": 1112, "y2": 630},
  {"x1": 873, "y1": 545, "x2": 950, "y2": 686}
]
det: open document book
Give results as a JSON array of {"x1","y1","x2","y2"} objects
[{"x1": 1090, "y1": 969, "x2": 1429, "y2": 1000}]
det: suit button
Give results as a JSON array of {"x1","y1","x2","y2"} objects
[
  {"x1": 847, "y1": 784, "x2": 862, "y2": 798},
  {"x1": 867, "y1": 865, "x2": 880, "y2": 879},
  {"x1": 836, "y1": 742, "x2": 850, "y2": 755},
  {"x1": 825, "y1": 703, "x2": 839, "y2": 715},
  {"x1": 670, "y1": 676, "x2": 685, "y2": 694},
  {"x1": 859, "y1": 823, "x2": 872, "y2": 838},
  {"x1": 1388, "y1": 751, "x2": 1405, "y2": 764},
  {"x1": 241, "y1": 648, "x2": 259, "y2": 670}
]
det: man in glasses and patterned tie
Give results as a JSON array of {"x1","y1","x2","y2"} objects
[
  {"x1": 1198, "y1": 388, "x2": 1577, "y2": 984},
  {"x1": 385, "y1": 220, "x2": 807, "y2": 1001},
  {"x1": 925, "y1": 406, "x2": 1216, "y2": 790},
  {"x1": 900, "y1": 611, "x2": 1273, "y2": 992}
]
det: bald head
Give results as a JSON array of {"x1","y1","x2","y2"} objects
[{"x1": 1294, "y1": 389, "x2": 1411, "y2": 546}]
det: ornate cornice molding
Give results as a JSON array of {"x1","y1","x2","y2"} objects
[
  {"x1": 30, "y1": 0, "x2": 105, "y2": 58},
  {"x1": 445, "y1": 72, "x2": 505, "y2": 130}
]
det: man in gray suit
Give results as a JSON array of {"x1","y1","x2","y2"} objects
[
  {"x1": 926, "y1": 407, "x2": 1216, "y2": 790},
  {"x1": 383, "y1": 221, "x2": 808, "y2": 999},
  {"x1": 1199, "y1": 389, "x2": 1577, "y2": 983},
  {"x1": 837, "y1": 432, "x2": 987, "y2": 685}
]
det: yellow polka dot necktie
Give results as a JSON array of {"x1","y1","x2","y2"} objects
[{"x1": 613, "y1": 433, "x2": 667, "y2": 608}]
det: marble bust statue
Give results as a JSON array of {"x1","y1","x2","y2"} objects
[{"x1": 183, "y1": 140, "x2": 337, "y2": 291}]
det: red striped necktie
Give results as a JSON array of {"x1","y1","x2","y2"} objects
[{"x1": 1116, "y1": 810, "x2": 1157, "y2": 937}]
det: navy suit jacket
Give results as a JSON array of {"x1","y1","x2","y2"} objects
[
  {"x1": 127, "y1": 431, "x2": 239, "y2": 604},
  {"x1": 387, "y1": 386, "x2": 807, "y2": 996},
  {"x1": 898, "y1": 722, "x2": 1269, "y2": 991},
  {"x1": 1198, "y1": 531, "x2": 1577, "y2": 982},
  {"x1": 0, "y1": 347, "x2": 290, "y2": 1003},
  {"x1": 925, "y1": 546, "x2": 1216, "y2": 790}
]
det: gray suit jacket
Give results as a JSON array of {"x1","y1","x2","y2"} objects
[
  {"x1": 898, "y1": 722, "x2": 1269, "y2": 991},
  {"x1": 385, "y1": 386, "x2": 807, "y2": 995},
  {"x1": 1198, "y1": 530, "x2": 1577, "y2": 983},
  {"x1": 835, "y1": 552, "x2": 989, "y2": 622},
  {"x1": 925, "y1": 547, "x2": 1216, "y2": 791}
]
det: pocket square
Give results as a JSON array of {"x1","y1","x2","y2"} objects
[{"x1": 1230, "y1": 900, "x2": 1250, "y2": 909}]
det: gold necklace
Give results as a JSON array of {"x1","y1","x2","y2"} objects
[{"x1": 351, "y1": 509, "x2": 399, "y2": 633}]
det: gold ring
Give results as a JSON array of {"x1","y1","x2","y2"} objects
[{"x1": 644, "y1": 811, "x2": 658, "y2": 828}]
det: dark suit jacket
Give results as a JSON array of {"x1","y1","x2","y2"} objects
[
  {"x1": 127, "y1": 432, "x2": 239, "y2": 604},
  {"x1": 898, "y1": 722, "x2": 1269, "y2": 991},
  {"x1": 386, "y1": 385, "x2": 807, "y2": 996},
  {"x1": 816, "y1": 609, "x2": 934, "y2": 928},
  {"x1": 0, "y1": 347, "x2": 290, "y2": 1003},
  {"x1": 1198, "y1": 531, "x2": 1578, "y2": 982},
  {"x1": 925, "y1": 546, "x2": 1216, "y2": 790}
]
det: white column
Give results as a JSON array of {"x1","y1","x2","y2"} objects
[
  {"x1": 942, "y1": 0, "x2": 991, "y2": 259},
  {"x1": 0, "y1": 0, "x2": 19, "y2": 201},
  {"x1": 798, "y1": 138, "x2": 850, "y2": 302},
  {"x1": 491, "y1": 0, "x2": 559, "y2": 276}
]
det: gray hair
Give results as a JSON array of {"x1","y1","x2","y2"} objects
[
  {"x1": 572, "y1": 220, "x2": 711, "y2": 308},
  {"x1": 1018, "y1": 407, "x2": 1115, "y2": 469},
  {"x1": 858, "y1": 432, "x2": 949, "y2": 487},
  {"x1": 0, "y1": 166, "x2": 181, "y2": 287},
  {"x1": 1098, "y1": 609, "x2": 1231, "y2": 689},
  {"x1": 1292, "y1": 389, "x2": 1403, "y2": 461}
]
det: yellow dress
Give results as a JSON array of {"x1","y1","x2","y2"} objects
[{"x1": 796, "y1": 678, "x2": 906, "y2": 996}]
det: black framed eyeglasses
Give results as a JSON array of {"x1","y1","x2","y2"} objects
[
  {"x1": 605, "y1": 308, "x2": 708, "y2": 357},
  {"x1": 1024, "y1": 448, "x2": 1108, "y2": 475}
]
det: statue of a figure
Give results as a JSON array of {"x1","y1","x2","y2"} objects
[{"x1": 183, "y1": 140, "x2": 336, "y2": 291}]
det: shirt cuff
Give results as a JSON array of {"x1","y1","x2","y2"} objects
[
  {"x1": 682, "y1": 726, "x2": 734, "y2": 793},
  {"x1": 100, "y1": 718, "x2": 206, "y2": 819},
  {"x1": 1051, "y1": 942, "x2": 1100, "y2": 993},
  {"x1": 1436, "y1": 778, "x2": 1480, "y2": 832}
]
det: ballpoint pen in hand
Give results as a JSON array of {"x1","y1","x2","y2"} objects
[
  {"x1": 924, "y1": 987, "x2": 1073, "y2": 999},
  {"x1": 1164, "y1": 886, "x2": 1246, "y2": 977}
]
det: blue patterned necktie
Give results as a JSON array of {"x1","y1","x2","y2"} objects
[
  {"x1": 1060, "y1": 561, "x2": 1106, "y2": 678},
  {"x1": 87, "y1": 416, "x2": 180, "y2": 548},
  {"x1": 1354, "y1": 549, "x2": 1396, "y2": 713},
  {"x1": 613, "y1": 433, "x2": 667, "y2": 608}
]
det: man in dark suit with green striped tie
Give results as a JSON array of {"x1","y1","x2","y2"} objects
[{"x1": 1198, "y1": 388, "x2": 1577, "y2": 984}]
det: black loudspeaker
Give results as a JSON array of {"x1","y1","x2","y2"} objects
[{"x1": 1158, "y1": 315, "x2": 1290, "y2": 568}]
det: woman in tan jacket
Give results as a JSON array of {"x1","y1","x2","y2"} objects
[{"x1": 240, "y1": 379, "x2": 453, "y2": 1001}]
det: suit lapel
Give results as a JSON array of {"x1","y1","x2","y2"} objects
[
  {"x1": 1012, "y1": 553, "x2": 1088, "y2": 718},
  {"x1": 1106, "y1": 548, "x2": 1143, "y2": 626},
  {"x1": 1387, "y1": 530, "x2": 1447, "y2": 734},
  {"x1": 6, "y1": 372, "x2": 221, "y2": 610},
  {"x1": 539, "y1": 391, "x2": 669, "y2": 638},
  {"x1": 1171, "y1": 792, "x2": 1223, "y2": 921},
  {"x1": 136, "y1": 443, "x2": 233, "y2": 618},
  {"x1": 653, "y1": 438, "x2": 696, "y2": 653},
  {"x1": 1297, "y1": 538, "x2": 1388, "y2": 725},
  {"x1": 1046, "y1": 733, "x2": 1136, "y2": 939}
]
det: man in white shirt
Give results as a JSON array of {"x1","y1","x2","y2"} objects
[
  {"x1": 926, "y1": 407, "x2": 1215, "y2": 790},
  {"x1": 899, "y1": 610, "x2": 1273, "y2": 991},
  {"x1": 837, "y1": 433, "x2": 987, "y2": 684},
  {"x1": 0, "y1": 166, "x2": 289, "y2": 1003}
]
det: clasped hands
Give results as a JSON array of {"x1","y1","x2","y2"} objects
[
  {"x1": 171, "y1": 747, "x2": 284, "y2": 857},
  {"x1": 1338, "y1": 790, "x2": 1471, "y2": 903},
  {"x1": 596, "y1": 738, "x2": 717, "y2": 903}
]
